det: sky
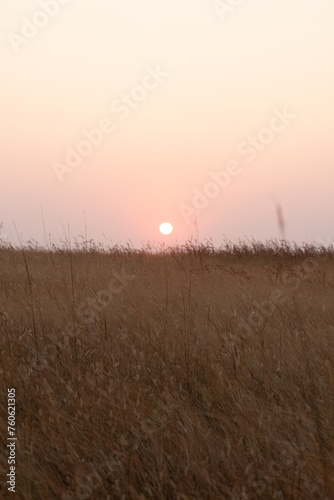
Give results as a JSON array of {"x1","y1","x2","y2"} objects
[{"x1": 1, "y1": 0, "x2": 333, "y2": 248}]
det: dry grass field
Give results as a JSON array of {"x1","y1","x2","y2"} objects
[{"x1": 0, "y1": 240, "x2": 334, "y2": 499}]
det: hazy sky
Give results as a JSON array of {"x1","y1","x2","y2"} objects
[{"x1": 1, "y1": 0, "x2": 333, "y2": 247}]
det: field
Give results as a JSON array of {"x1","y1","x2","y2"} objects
[{"x1": 0, "y1": 241, "x2": 334, "y2": 499}]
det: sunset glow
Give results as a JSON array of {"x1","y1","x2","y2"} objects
[
  {"x1": 1, "y1": 1, "x2": 333, "y2": 247},
  {"x1": 159, "y1": 223, "x2": 173, "y2": 236}
]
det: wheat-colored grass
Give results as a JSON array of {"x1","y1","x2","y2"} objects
[{"x1": 0, "y1": 240, "x2": 333, "y2": 499}]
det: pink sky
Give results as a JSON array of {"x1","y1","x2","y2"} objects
[{"x1": 1, "y1": 0, "x2": 333, "y2": 247}]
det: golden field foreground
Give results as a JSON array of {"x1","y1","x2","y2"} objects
[{"x1": 0, "y1": 240, "x2": 334, "y2": 499}]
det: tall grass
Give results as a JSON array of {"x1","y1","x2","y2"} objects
[{"x1": 0, "y1": 240, "x2": 333, "y2": 499}]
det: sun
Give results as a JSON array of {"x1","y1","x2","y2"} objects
[{"x1": 159, "y1": 222, "x2": 173, "y2": 235}]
